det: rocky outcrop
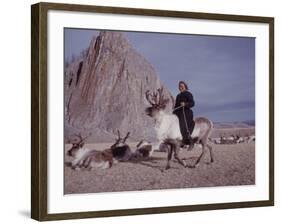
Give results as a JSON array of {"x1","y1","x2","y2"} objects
[{"x1": 65, "y1": 31, "x2": 173, "y2": 142}]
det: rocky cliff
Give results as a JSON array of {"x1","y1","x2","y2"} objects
[{"x1": 65, "y1": 31, "x2": 173, "y2": 142}]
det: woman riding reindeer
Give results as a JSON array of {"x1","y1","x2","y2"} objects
[{"x1": 145, "y1": 86, "x2": 213, "y2": 169}]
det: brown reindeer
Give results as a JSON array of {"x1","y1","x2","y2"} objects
[
  {"x1": 80, "y1": 149, "x2": 114, "y2": 170},
  {"x1": 110, "y1": 130, "x2": 132, "y2": 162},
  {"x1": 131, "y1": 140, "x2": 153, "y2": 159},
  {"x1": 67, "y1": 133, "x2": 114, "y2": 170}
]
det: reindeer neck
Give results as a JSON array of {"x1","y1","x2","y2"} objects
[{"x1": 155, "y1": 110, "x2": 165, "y2": 124}]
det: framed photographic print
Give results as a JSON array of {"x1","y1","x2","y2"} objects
[{"x1": 31, "y1": 2, "x2": 274, "y2": 221}]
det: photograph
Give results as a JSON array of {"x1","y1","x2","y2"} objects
[
  {"x1": 31, "y1": 2, "x2": 274, "y2": 221},
  {"x1": 64, "y1": 28, "x2": 256, "y2": 194}
]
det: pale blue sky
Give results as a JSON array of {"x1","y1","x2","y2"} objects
[{"x1": 65, "y1": 28, "x2": 255, "y2": 122}]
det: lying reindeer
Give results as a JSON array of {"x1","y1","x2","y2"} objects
[
  {"x1": 145, "y1": 87, "x2": 214, "y2": 169},
  {"x1": 110, "y1": 131, "x2": 132, "y2": 162},
  {"x1": 67, "y1": 131, "x2": 133, "y2": 170},
  {"x1": 67, "y1": 133, "x2": 114, "y2": 170},
  {"x1": 131, "y1": 140, "x2": 153, "y2": 159},
  {"x1": 79, "y1": 149, "x2": 114, "y2": 170}
]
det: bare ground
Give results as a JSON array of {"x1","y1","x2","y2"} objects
[{"x1": 64, "y1": 142, "x2": 255, "y2": 194}]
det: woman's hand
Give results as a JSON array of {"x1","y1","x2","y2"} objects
[{"x1": 180, "y1": 102, "x2": 186, "y2": 106}]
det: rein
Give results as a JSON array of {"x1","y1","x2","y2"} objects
[
  {"x1": 182, "y1": 106, "x2": 191, "y2": 136},
  {"x1": 173, "y1": 105, "x2": 190, "y2": 136},
  {"x1": 173, "y1": 105, "x2": 184, "y2": 111}
]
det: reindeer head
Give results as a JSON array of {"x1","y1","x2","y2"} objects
[
  {"x1": 67, "y1": 133, "x2": 91, "y2": 157},
  {"x1": 145, "y1": 87, "x2": 169, "y2": 118},
  {"x1": 110, "y1": 130, "x2": 130, "y2": 149}
]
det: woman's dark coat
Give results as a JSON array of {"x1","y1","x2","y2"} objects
[{"x1": 173, "y1": 90, "x2": 195, "y2": 143}]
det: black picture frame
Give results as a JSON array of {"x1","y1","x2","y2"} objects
[{"x1": 31, "y1": 2, "x2": 274, "y2": 221}]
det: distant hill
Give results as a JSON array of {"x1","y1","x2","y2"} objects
[{"x1": 213, "y1": 120, "x2": 255, "y2": 129}]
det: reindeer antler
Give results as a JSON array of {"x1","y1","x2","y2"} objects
[
  {"x1": 82, "y1": 132, "x2": 92, "y2": 141},
  {"x1": 122, "y1": 132, "x2": 130, "y2": 143},
  {"x1": 111, "y1": 130, "x2": 130, "y2": 149},
  {"x1": 157, "y1": 87, "x2": 169, "y2": 108},
  {"x1": 157, "y1": 88, "x2": 162, "y2": 103},
  {"x1": 74, "y1": 133, "x2": 83, "y2": 144},
  {"x1": 136, "y1": 139, "x2": 144, "y2": 148},
  {"x1": 152, "y1": 91, "x2": 158, "y2": 104},
  {"x1": 145, "y1": 87, "x2": 169, "y2": 109},
  {"x1": 116, "y1": 130, "x2": 121, "y2": 141},
  {"x1": 145, "y1": 90, "x2": 156, "y2": 106},
  {"x1": 73, "y1": 132, "x2": 91, "y2": 144}
]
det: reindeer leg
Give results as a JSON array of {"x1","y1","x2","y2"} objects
[
  {"x1": 166, "y1": 147, "x2": 173, "y2": 170},
  {"x1": 206, "y1": 144, "x2": 214, "y2": 163},
  {"x1": 187, "y1": 143, "x2": 195, "y2": 151},
  {"x1": 174, "y1": 145, "x2": 186, "y2": 168},
  {"x1": 152, "y1": 141, "x2": 161, "y2": 152},
  {"x1": 187, "y1": 137, "x2": 198, "y2": 151},
  {"x1": 195, "y1": 143, "x2": 207, "y2": 166}
]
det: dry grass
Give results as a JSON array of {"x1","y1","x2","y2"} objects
[{"x1": 64, "y1": 142, "x2": 255, "y2": 194}]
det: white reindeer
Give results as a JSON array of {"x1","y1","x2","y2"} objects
[
  {"x1": 247, "y1": 135, "x2": 255, "y2": 143},
  {"x1": 145, "y1": 87, "x2": 214, "y2": 169}
]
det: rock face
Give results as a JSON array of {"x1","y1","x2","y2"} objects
[{"x1": 65, "y1": 31, "x2": 174, "y2": 142}]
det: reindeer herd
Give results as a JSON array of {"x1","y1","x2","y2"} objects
[
  {"x1": 67, "y1": 87, "x2": 254, "y2": 171},
  {"x1": 209, "y1": 134, "x2": 255, "y2": 145},
  {"x1": 68, "y1": 131, "x2": 153, "y2": 171}
]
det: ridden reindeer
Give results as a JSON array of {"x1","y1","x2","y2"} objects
[{"x1": 145, "y1": 87, "x2": 214, "y2": 169}]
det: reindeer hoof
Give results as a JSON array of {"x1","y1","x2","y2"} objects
[
  {"x1": 165, "y1": 165, "x2": 170, "y2": 170},
  {"x1": 205, "y1": 160, "x2": 214, "y2": 165}
]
